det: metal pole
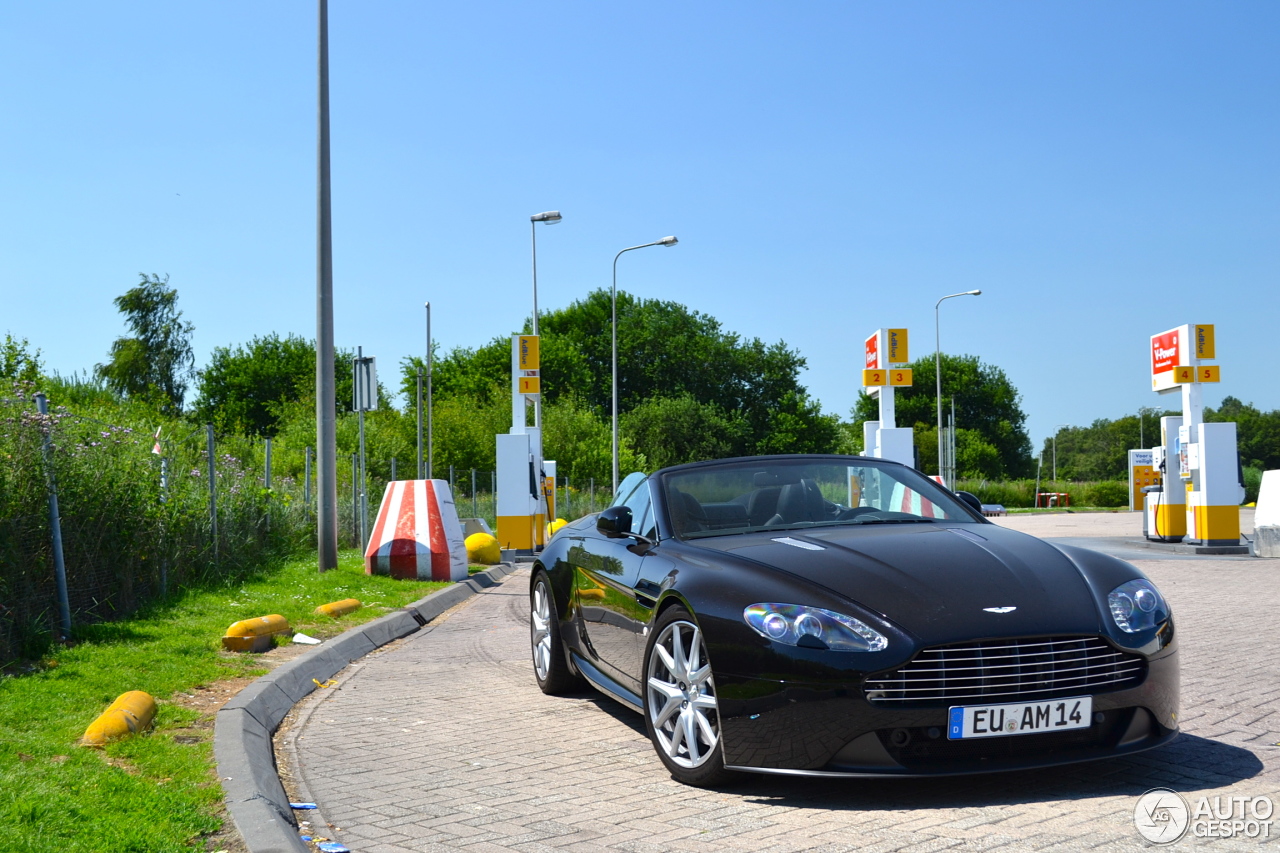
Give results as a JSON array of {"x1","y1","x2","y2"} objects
[
  {"x1": 611, "y1": 239, "x2": 674, "y2": 494},
  {"x1": 416, "y1": 368, "x2": 423, "y2": 478},
  {"x1": 934, "y1": 303, "x2": 943, "y2": 481},
  {"x1": 304, "y1": 446, "x2": 312, "y2": 506},
  {"x1": 264, "y1": 437, "x2": 272, "y2": 489},
  {"x1": 471, "y1": 468, "x2": 477, "y2": 518},
  {"x1": 315, "y1": 0, "x2": 339, "y2": 571},
  {"x1": 33, "y1": 393, "x2": 72, "y2": 641},
  {"x1": 1053, "y1": 433, "x2": 1057, "y2": 482},
  {"x1": 450, "y1": 464, "x2": 455, "y2": 491},
  {"x1": 356, "y1": 346, "x2": 368, "y2": 548},
  {"x1": 934, "y1": 290, "x2": 981, "y2": 483},
  {"x1": 206, "y1": 424, "x2": 218, "y2": 562},
  {"x1": 391, "y1": 457, "x2": 397, "y2": 481},
  {"x1": 352, "y1": 453, "x2": 359, "y2": 547},
  {"x1": 426, "y1": 302, "x2": 433, "y2": 479},
  {"x1": 531, "y1": 220, "x2": 540, "y2": 432}
]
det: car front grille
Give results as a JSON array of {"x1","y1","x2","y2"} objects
[{"x1": 863, "y1": 636, "x2": 1146, "y2": 707}]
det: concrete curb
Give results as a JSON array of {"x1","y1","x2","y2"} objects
[{"x1": 214, "y1": 563, "x2": 520, "y2": 853}]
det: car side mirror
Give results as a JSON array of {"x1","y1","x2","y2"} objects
[
  {"x1": 597, "y1": 505, "x2": 633, "y2": 538},
  {"x1": 955, "y1": 490, "x2": 983, "y2": 514}
]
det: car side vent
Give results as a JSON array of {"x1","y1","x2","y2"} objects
[{"x1": 863, "y1": 636, "x2": 1146, "y2": 707}]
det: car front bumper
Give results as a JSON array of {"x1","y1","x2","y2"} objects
[{"x1": 716, "y1": 649, "x2": 1179, "y2": 776}]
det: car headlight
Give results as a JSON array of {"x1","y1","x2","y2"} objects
[
  {"x1": 743, "y1": 603, "x2": 887, "y2": 652},
  {"x1": 1107, "y1": 579, "x2": 1169, "y2": 633}
]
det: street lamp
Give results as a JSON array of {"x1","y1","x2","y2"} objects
[
  {"x1": 1052, "y1": 424, "x2": 1069, "y2": 482},
  {"x1": 934, "y1": 289, "x2": 981, "y2": 485},
  {"x1": 612, "y1": 236, "x2": 678, "y2": 494},
  {"x1": 530, "y1": 211, "x2": 562, "y2": 432}
]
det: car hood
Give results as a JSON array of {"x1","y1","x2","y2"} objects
[{"x1": 685, "y1": 523, "x2": 1103, "y2": 643}]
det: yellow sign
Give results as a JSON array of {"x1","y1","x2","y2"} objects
[
  {"x1": 1195, "y1": 325, "x2": 1215, "y2": 360},
  {"x1": 1197, "y1": 365, "x2": 1220, "y2": 383},
  {"x1": 862, "y1": 368, "x2": 887, "y2": 386},
  {"x1": 518, "y1": 335, "x2": 540, "y2": 370},
  {"x1": 518, "y1": 375, "x2": 541, "y2": 394},
  {"x1": 887, "y1": 329, "x2": 909, "y2": 364},
  {"x1": 1172, "y1": 365, "x2": 1195, "y2": 384},
  {"x1": 888, "y1": 368, "x2": 913, "y2": 386}
]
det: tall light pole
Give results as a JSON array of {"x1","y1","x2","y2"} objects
[
  {"x1": 1052, "y1": 424, "x2": 1069, "y2": 482},
  {"x1": 314, "y1": 0, "x2": 338, "y2": 571},
  {"x1": 934, "y1": 290, "x2": 981, "y2": 484},
  {"x1": 530, "y1": 211, "x2": 562, "y2": 433},
  {"x1": 612, "y1": 236, "x2": 678, "y2": 494},
  {"x1": 425, "y1": 302, "x2": 433, "y2": 479}
]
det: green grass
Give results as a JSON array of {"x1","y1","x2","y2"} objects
[{"x1": 0, "y1": 549, "x2": 448, "y2": 853}]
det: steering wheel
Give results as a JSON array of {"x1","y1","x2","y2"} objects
[{"x1": 836, "y1": 506, "x2": 880, "y2": 521}]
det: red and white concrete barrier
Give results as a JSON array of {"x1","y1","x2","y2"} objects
[{"x1": 365, "y1": 480, "x2": 468, "y2": 581}]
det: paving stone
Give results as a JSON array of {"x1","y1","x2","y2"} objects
[{"x1": 280, "y1": 520, "x2": 1280, "y2": 852}]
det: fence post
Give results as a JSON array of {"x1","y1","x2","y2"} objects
[
  {"x1": 206, "y1": 424, "x2": 218, "y2": 562},
  {"x1": 589, "y1": 477, "x2": 595, "y2": 514},
  {"x1": 565, "y1": 475, "x2": 570, "y2": 520},
  {"x1": 264, "y1": 437, "x2": 272, "y2": 489},
  {"x1": 352, "y1": 453, "x2": 360, "y2": 548},
  {"x1": 471, "y1": 468, "x2": 477, "y2": 518},
  {"x1": 449, "y1": 464, "x2": 455, "y2": 491},
  {"x1": 416, "y1": 368, "x2": 423, "y2": 479},
  {"x1": 33, "y1": 393, "x2": 72, "y2": 641},
  {"x1": 304, "y1": 446, "x2": 312, "y2": 506},
  {"x1": 391, "y1": 456, "x2": 397, "y2": 481},
  {"x1": 159, "y1": 455, "x2": 169, "y2": 599}
]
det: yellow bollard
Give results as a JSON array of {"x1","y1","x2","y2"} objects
[
  {"x1": 465, "y1": 532, "x2": 501, "y2": 565},
  {"x1": 315, "y1": 598, "x2": 361, "y2": 617},
  {"x1": 222, "y1": 614, "x2": 290, "y2": 653},
  {"x1": 82, "y1": 690, "x2": 156, "y2": 747},
  {"x1": 545, "y1": 518, "x2": 567, "y2": 541}
]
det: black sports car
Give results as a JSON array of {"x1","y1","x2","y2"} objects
[{"x1": 529, "y1": 454, "x2": 1178, "y2": 786}]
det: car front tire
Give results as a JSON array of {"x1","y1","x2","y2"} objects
[
  {"x1": 530, "y1": 571, "x2": 583, "y2": 694},
  {"x1": 643, "y1": 604, "x2": 734, "y2": 787}
]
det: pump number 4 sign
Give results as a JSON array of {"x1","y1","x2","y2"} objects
[{"x1": 948, "y1": 696, "x2": 1092, "y2": 739}]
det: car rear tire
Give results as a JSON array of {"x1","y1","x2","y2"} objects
[
  {"x1": 643, "y1": 605, "x2": 734, "y2": 787},
  {"x1": 531, "y1": 571, "x2": 583, "y2": 694}
]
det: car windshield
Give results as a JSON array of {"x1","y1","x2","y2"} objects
[{"x1": 660, "y1": 457, "x2": 974, "y2": 539}]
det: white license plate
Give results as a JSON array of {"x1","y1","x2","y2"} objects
[{"x1": 947, "y1": 696, "x2": 1092, "y2": 740}]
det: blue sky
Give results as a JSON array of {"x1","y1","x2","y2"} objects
[{"x1": 2, "y1": 2, "x2": 1276, "y2": 454}]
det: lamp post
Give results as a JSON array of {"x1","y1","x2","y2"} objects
[
  {"x1": 425, "y1": 302, "x2": 433, "y2": 479},
  {"x1": 530, "y1": 211, "x2": 562, "y2": 432},
  {"x1": 934, "y1": 290, "x2": 981, "y2": 484},
  {"x1": 1052, "y1": 424, "x2": 1069, "y2": 482},
  {"x1": 612, "y1": 236, "x2": 678, "y2": 494},
  {"x1": 315, "y1": 0, "x2": 338, "y2": 571}
]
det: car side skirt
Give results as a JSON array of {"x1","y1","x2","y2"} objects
[{"x1": 571, "y1": 652, "x2": 643, "y2": 713}]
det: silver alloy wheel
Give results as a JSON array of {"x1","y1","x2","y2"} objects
[
  {"x1": 647, "y1": 618, "x2": 720, "y2": 768},
  {"x1": 531, "y1": 579, "x2": 553, "y2": 682}
]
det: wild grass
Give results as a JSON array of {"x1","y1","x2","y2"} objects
[{"x1": 0, "y1": 548, "x2": 446, "y2": 853}]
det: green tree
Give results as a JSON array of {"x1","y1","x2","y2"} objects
[
  {"x1": 402, "y1": 289, "x2": 837, "y2": 460},
  {"x1": 191, "y1": 334, "x2": 357, "y2": 436},
  {"x1": 853, "y1": 353, "x2": 1033, "y2": 478},
  {"x1": 95, "y1": 274, "x2": 195, "y2": 414},
  {"x1": 622, "y1": 394, "x2": 751, "y2": 470},
  {"x1": 1206, "y1": 396, "x2": 1280, "y2": 471},
  {"x1": 0, "y1": 333, "x2": 42, "y2": 384}
]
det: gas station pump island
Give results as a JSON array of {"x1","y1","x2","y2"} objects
[
  {"x1": 861, "y1": 327, "x2": 915, "y2": 469},
  {"x1": 1143, "y1": 323, "x2": 1245, "y2": 547},
  {"x1": 496, "y1": 335, "x2": 554, "y2": 554}
]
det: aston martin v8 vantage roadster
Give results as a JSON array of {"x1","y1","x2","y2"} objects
[{"x1": 528, "y1": 455, "x2": 1178, "y2": 786}]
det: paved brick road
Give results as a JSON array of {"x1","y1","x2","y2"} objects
[{"x1": 280, "y1": 515, "x2": 1279, "y2": 852}]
